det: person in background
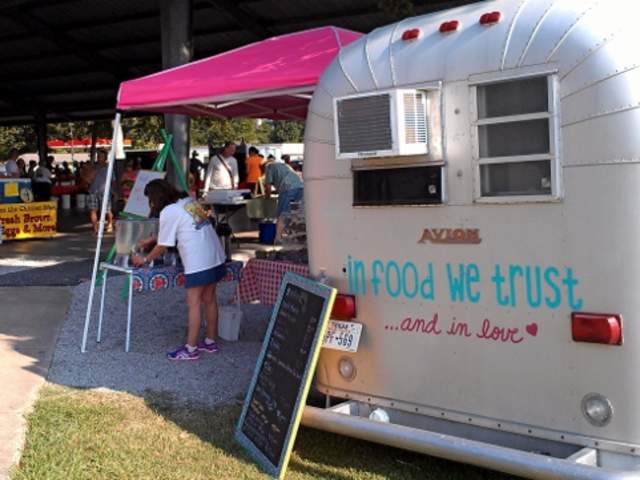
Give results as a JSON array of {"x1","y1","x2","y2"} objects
[
  {"x1": 132, "y1": 179, "x2": 226, "y2": 361},
  {"x1": 16, "y1": 158, "x2": 27, "y2": 178},
  {"x1": 245, "y1": 146, "x2": 263, "y2": 194},
  {"x1": 46, "y1": 155, "x2": 55, "y2": 176},
  {"x1": 189, "y1": 151, "x2": 205, "y2": 194},
  {"x1": 189, "y1": 150, "x2": 204, "y2": 178},
  {"x1": 87, "y1": 150, "x2": 114, "y2": 235},
  {"x1": 32, "y1": 159, "x2": 53, "y2": 201},
  {"x1": 27, "y1": 160, "x2": 37, "y2": 179},
  {"x1": 264, "y1": 158, "x2": 304, "y2": 242},
  {"x1": 118, "y1": 157, "x2": 138, "y2": 212},
  {"x1": 61, "y1": 161, "x2": 72, "y2": 180},
  {"x1": 203, "y1": 141, "x2": 239, "y2": 191},
  {"x1": 76, "y1": 161, "x2": 89, "y2": 188},
  {"x1": 282, "y1": 154, "x2": 303, "y2": 180},
  {"x1": 55, "y1": 163, "x2": 65, "y2": 181},
  {"x1": 0, "y1": 149, "x2": 20, "y2": 178}
]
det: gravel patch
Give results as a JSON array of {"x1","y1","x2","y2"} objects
[{"x1": 48, "y1": 277, "x2": 273, "y2": 407}]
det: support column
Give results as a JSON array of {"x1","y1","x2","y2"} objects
[
  {"x1": 89, "y1": 121, "x2": 98, "y2": 163},
  {"x1": 160, "y1": 0, "x2": 192, "y2": 188},
  {"x1": 35, "y1": 110, "x2": 47, "y2": 165}
]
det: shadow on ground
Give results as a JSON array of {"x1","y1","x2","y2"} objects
[{"x1": 143, "y1": 390, "x2": 520, "y2": 480}]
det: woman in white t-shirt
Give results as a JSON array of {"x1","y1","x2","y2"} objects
[{"x1": 132, "y1": 179, "x2": 226, "y2": 361}]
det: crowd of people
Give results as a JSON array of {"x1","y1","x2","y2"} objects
[
  {"x1": 0, "y1": 147, "x2": 142, "y2": 234},
  {"x1": 197, "y1": 142, "x2": 304, "y2": 241},
  {"x1": 0, "y1": 148, "x2": 106, "y2": 202},
  {"x1": 0, "y1": 141, "x2": 303, "y2": 241}
]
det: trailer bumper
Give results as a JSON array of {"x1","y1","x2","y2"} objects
[{"x1": 301, "y1": 405, "x2": 640, "y2": 480}]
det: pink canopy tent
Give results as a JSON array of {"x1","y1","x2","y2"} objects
[{"x1": 116, "y1": 26, "x2": 362, "y2": 120}]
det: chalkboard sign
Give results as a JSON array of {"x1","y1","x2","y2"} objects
[{"x1": 236, "y1": 272, "x2": 336, "y2": 479}]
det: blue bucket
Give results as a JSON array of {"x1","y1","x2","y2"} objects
[{"x1": 259, "y1": 222, "x2": 276, "y2": 244}]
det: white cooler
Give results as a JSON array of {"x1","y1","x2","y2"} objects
[{"x1": 76, "y1": 193, "x2": 86, "y2": 209}]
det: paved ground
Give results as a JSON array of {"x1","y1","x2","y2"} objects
[
  {"x1": 0, "y1": 210, "x2": 94, "y2": 479},
  {"x1": 0, "y1": 287, "x2": 72, "y2": 480},
  {"x1": 0, "y1": 210, "x2": 112, "y2": 284}
]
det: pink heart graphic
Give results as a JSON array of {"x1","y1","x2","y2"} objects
[{"x1": 526, "y1": 323, "x2": 538, "y2": 337}]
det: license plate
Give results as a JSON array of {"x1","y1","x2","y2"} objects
[{"x1": 322, "y1": 320, "x2": 363, "y2": 352}]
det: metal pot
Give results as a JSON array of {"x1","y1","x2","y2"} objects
[{"x1": 115, "y1": 219, "x2": 159, "y2": 256}]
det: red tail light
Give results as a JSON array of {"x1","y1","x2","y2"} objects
[
  {"x1": 439, "y1": 21, "x2": 460, "y2": 34},
  {"x1": 401, "y1": 28, "x2": 421, "y2": 42},
  {"x1": 571, "y1": 312, "x2": 622, "y2": 345},
  {"x1": 480, "y1": 11, "x2": 502, "y2": 25},
  {"x1": 331, "y1": 294, "x2": 357, "y2": 320}
]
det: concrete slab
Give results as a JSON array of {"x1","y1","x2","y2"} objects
[
  {"x1": 0, "y1": 286, "x2": 72, "y2": 480},
  {"x1": 0, "y1": 209, "x2": 104, "y2": 264}
]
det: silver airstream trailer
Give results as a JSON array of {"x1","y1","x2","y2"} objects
[{"x1": 302, "y1": 0, "x2": 640, "y2": 477}]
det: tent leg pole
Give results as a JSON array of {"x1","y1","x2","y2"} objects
[
  {"x1": 125, "y1": 272, "x2": 133, "y2": 352},
  {"x1": 81, "y1": 112, "x2": 122, "y2": 353},
  {"x1": 97, "y1": 267, "x2": 108, "y2": 343}
]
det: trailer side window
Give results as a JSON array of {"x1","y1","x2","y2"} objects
[
  {"x1": 353, "y1": 166, "x2": 442, "y2": 206},
  {"x1": 475, "y1": 76, "x2": 557, "y2": 198}
]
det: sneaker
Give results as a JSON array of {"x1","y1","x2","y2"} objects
[
  {"x1": 197, "y1": 339, "x2": 219, "y2": 353},
  {"x1": 167, "y1": 345, "x2": 200, "y2": 361}
]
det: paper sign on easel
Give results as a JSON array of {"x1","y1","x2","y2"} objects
[{"x1": 123, "y1": 170, "x2": 166, "y2": 218}]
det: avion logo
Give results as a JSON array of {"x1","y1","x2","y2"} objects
[{"x1": 418, "y1": 228, "x2": 481, "y2": 245}]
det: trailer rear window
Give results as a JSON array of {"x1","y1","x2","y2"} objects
[
  {"x1": 474, "y1": 76, "x2": 558, "y2": 199},
  {"x1": 353, "y1": 166, "x2": 442, "y2": 206}
]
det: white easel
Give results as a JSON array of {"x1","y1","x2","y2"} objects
[{"x1": 81, "y1": 112, "x2": 122, "y2": 353}]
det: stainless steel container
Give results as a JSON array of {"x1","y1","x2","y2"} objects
[{"x1": 115, "y1": 219, "x2": 159, "y2": 257}]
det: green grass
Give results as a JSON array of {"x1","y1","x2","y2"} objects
[{"x1": 12, "y1": 385, "x2": 517, "y2": 480}]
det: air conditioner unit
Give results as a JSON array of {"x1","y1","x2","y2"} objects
[{"x1": 334, "y1": 89, "x2": 428, "y2": 159}]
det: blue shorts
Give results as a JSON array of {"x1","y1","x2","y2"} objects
[
  {"x1": 276, "y1": 188, "x2": 303, "y2": 216},
  {"x1": 185, "y1": 263, "x2": 226, "y2": 289}
]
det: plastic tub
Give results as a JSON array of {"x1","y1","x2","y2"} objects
[{"x1": 218, "y1": 306, "x2": 243, "y2": 341}]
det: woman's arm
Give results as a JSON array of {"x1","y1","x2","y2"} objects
[
  {"x1": 136, "y1": 234, "x2": 158, "y2": 250},
  {"x1": 131, "y1": 243, "x2": 166, "y2": 267}
]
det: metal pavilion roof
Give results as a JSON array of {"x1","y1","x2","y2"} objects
[{"x1": 0, "y1": 0, "x2": 483, "y2": 125}]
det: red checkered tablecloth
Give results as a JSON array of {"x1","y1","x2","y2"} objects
[{"x1": 238, "y1": 258, "x2": 310, "y2": 305}]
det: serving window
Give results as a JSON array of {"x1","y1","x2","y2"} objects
[
  {"x1": 353, "y1": 166, "x2": 442, "y2": 206},
  {"x1": 473, "y1": 75, "x2": 560, "y2": 199}
]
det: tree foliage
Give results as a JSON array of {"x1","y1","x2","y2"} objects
[
  {"x1": 0, "y1": 126, "x2": 36, "y2": 157},
  {"x1": 270, "y1": 120, "x2": 304, "y2": 143},
  {"x1": 190, "y1": 117, "x2": 272, "y2": 146},
  {"x1": 122, "y1": 116, "x2": 164, "y2": 149},
  {"x1": 0, "y1": 115, "x2": 305, "y2": 158}
]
